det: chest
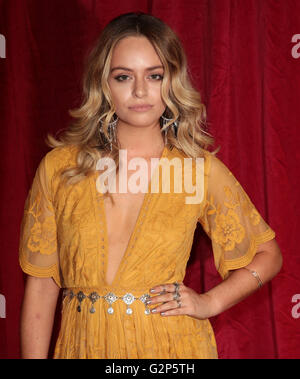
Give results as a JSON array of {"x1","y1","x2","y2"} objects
[
  {"x1": 99, "y1": 155, "x2": 157, "y2": 238},
  {"x1": 103, "y1": 190, "x2": 145, "y2": 243}
]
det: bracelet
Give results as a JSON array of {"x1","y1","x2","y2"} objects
[{"x1": 242, "y1": 267, "x2": 263, "y2": 288}]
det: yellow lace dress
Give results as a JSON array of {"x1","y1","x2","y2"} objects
[{"x1": 18, "y1": 144, "x2": 276, "y2": 359}]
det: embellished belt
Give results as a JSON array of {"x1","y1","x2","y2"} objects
[{"x1": 63, "y1": 289, "x2": 151, "y2": 315}]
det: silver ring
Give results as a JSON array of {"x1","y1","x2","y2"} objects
[
  {"x1": 176, "y1": 299, "x2": 181, "y2": 308},
  {"x1": 173, "y1": 292, "x2": 179, "y2": 300},
  {"x1": 173, "y1": 282, "x2": 180, "y2": 292}
]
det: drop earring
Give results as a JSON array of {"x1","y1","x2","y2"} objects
[
  {"x1": 99, "y1": 113, "x2": 118, "y2": 151},
  {"x1": 160, "y1": 111, "x2": 179, "y2": 144}
]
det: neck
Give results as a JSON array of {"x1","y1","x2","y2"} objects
[{"x1": 116, "y1": 120, "x2": 165, "y2": 158}]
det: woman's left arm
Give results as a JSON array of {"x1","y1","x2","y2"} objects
[
  {"x1": 148, "y1": 238, "x2": 282, "y2": 320},
  {"x1": 203, "y1": 238, "x2": 283, "y2": 318}
]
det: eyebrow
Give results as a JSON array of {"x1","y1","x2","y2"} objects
[{"x1": 110, "y1": 65, "x2": 164, "y2": 73}]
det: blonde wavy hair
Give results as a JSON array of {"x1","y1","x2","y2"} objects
[{"x1": 46, "y1": 11, "x2": 219, "y2": 193}]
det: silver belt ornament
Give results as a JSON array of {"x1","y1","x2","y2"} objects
[{"x1": 63, "y1": 289, "x2": 151, "y2": 315}]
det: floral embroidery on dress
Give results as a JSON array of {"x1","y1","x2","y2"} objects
[
  {"x1": 204, "y1": 171, "x2": 264, "y2": 251},
  {"x1": 212, "y1": 209, "x2": 245, "y2": 251},
  {"x1": 226, "y1": 172, "x2": 262, "y2": 227},
  {"x1": 26, "y1": 189, "x2": 57, "y2": 255},
  {"x1": 249, "y1": 208, "x2": 260, "y2": 225}
]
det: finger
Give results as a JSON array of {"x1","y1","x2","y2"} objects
[
  {"x1": 147, "y1": 292, "x2": 174, "y2": 305},
  {"x1": 150, "y1": 299, "x2": 180, "y2": 314},
  {"x1": 160, "y1": 308, "x2": 184, "y2": 316},
  {"x1": 150, "y1": 282, "x2": 182, "y2": 294},
  {"x1": 149, "y1": 283, "x2": 172, "y2": 294}
]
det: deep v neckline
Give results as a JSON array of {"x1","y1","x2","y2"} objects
[{"x1": 90, "y1": 145, "x2": 169, "y2": 288}]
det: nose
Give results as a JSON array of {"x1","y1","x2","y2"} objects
[{"x1": 133, "y1": 76, "x2": 147, "y2": 98}]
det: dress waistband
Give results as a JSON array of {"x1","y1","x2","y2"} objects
[{"x1": 63, "y1": 288, "x2": 151, "y2": 316}]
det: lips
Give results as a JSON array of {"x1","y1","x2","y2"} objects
[{"x1": 129, "y1": 104, "x2": 153, "y2": 111}]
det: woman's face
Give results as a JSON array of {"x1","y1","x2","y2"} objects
[{"x1": 107, "y1": 36, "x2": 168, "y2": 128}]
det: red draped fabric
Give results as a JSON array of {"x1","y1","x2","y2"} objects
[{"x1": 0, "y1": 0, "x2": 299, "y2": 359}]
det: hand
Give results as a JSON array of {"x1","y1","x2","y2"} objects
[{"x1": 147, "y1": 282, "x2": 215, "y2": 320}]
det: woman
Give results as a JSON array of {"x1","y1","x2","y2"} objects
[{"x1": 19, "y1": 12, "x2": 282, "y2": 359}]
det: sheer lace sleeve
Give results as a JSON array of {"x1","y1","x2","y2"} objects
[
  {"x1": 18, "y1": 153, "x2": 61, "y2": 287},
  {"x1": 198, "y1": 153, "x2": 276, "y2": 279}
]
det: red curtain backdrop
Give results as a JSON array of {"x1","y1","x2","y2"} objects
[{"x1": 0, "y1": 0, "x2": 299, "y2": 359}]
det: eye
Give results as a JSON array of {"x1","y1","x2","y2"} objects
[
  {"x1": 150, "y1": 74, "x2": 164, "y2": 80},
  {"x1": 114, "y1": 75, "x2": 129, "y2": 82}
]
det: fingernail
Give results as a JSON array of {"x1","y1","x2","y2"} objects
[
  {"x1": 161, "y1": 312, "x2": 166, "y2": 316},
  {"x1": 150, "y1": 289, "x2": 156, "y2": 293},
  {"x1": 151, "y1": 308, "x2": 157, "y2": 313},
  {"x1": 146, "y1": 300, "x2": 152, "y2": 305}
]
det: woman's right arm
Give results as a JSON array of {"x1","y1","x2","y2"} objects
[{"x1": 20, "y1": 275, "x2": 60, "y2": 359}]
